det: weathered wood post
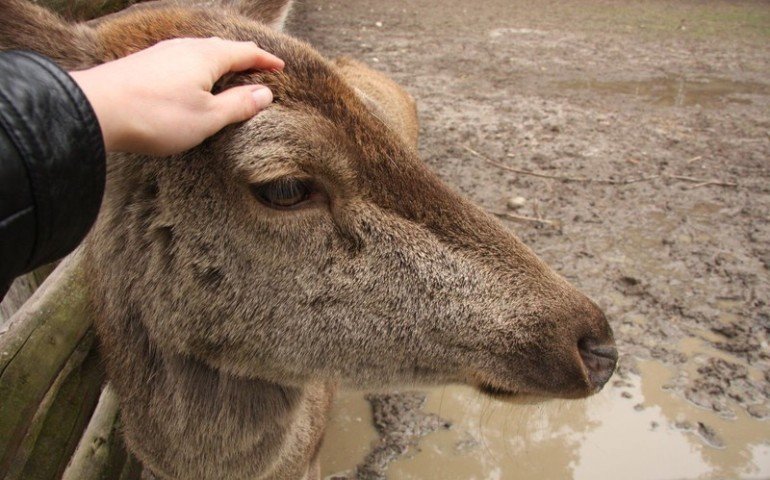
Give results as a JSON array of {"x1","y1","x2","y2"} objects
[
  {"x1": 0, "y1": 250, "x2": 141, "y2": 480},
  {"x1": 0, "y1": 253, "x2": 99, "y2": 479}
]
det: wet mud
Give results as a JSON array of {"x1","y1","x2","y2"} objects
[
  {"x1": 288, "y1": 0, "x2": 770, "y2": 478},
  {"x1": 321, "y1": 360, "x2": 770, "y2": 479}
]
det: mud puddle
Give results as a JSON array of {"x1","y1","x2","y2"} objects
[
  {"x1": 555, "y1": 76, "x2": 770, "y2": 108},
  {"x1": 320, "y1": 358, "x2": 770, "y2": 479}
]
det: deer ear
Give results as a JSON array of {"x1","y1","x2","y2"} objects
[
  {"x1": 333, "y1": 57, "x2": 420, "y2": 148},
  {"x1": 233, "y1": 0, "x2": 293, "y2": 31},
  {"x1": 0, "y1": 0, "x2": 97, "y2": 70}
]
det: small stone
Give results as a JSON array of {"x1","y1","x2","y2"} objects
[
  {"x1": 650, "y1": 421, "x2": 659, "y2": 429},
  {"x1": 375, "y1": 21, "x2": 383, "y2": 27},
  {"x1": 697, "y1": 422, "x2": 725, "y2": 448},
  {"x1": 619, "y1": 276, "x2": 640, "y2": 286},
  {"x1": 506, "y1": 196, "x2": 527, "y2": 210},
  {"x1": 747, "y1": 404, "x2": 770, "y2": 419},
  {"x1": 454, "y1": 436, "x2": 481, "y2": 453},
  {"x1": 621, "y1": 391, "x2": 632, "y2": 399},
  {"x1": 675, "y1": 419, "x2": 692, "y2": 431},
  {"x1": 633, "y1": 403, "x2": 644, "y2": 411}
]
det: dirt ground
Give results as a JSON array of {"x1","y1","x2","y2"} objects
[{"x1": 286, "y1": 0, "x2": 770, "y2": 478}]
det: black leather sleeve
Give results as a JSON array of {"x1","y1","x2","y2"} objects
[{"x1": 0, "y1": 50, "x2": 105, "y2": 297}]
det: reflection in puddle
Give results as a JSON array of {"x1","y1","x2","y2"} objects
[
  {"x1": 556, "y1": 76, "x2": 770, "y2": 108},
  {"x1": 320, "y1": 360, "x2": 770, "y2": 479}
]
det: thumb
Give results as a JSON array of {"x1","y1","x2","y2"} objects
[{"x1": 212, "y1": 85, "x2": 274, "y2": 126}]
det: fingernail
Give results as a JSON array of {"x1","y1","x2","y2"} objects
[{"x1": 251, "y1": 86, "x2": 273, "y2": 109}]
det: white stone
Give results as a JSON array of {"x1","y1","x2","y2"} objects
[{"x1": 506, "y1": 196, "x2": 527, "y2": 210}]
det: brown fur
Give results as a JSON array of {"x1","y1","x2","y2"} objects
[
  {"x1": 0, "y1": 0, "x2": 98, "y2": 69},
  {"x1": 0, "y1": 1, "x2": 615, "y2": 478}
]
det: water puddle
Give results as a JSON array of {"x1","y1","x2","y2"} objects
[
  {"x1": 556, "y1": 76, "x2": 770, "y2": 108},
  {"x1": 319, "y1": 360, "x2": 770, "y2": 479},
  {"x1": 317, "y1": 389, "x2": 379, "y2": 476}
]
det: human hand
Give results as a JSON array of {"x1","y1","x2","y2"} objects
[{"x1": 70, "y1": 37, "x2": 283, "y2": 156}]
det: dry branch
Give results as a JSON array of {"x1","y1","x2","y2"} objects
[
  {"x1": 466, "y1": 146, "x2": 597, "y2": 182},
  {"x1": 465, "y1": 146, "x2": 738, "y2": 188},
  {"x1": 491, "y1": 211, "x2": 560, "y2": 227},
  {"x1": 666, "y1": 175, "x2": 738, "y2": 188}
]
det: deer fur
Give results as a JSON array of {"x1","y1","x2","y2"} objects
[{"x1": 0, "y1": 1, "x2": 615, "y2": 478}]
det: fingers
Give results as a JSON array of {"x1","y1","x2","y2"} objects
[
  {"x1": 205, "y1": 38, "x2": 284, "y2": 77},
  {"x1": 211, "y1": 84, "x2": 274, "y2": 127}
]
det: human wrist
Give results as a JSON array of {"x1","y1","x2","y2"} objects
[{"x1": 69, "y1": 67, "x2": 133, "y2": 153}]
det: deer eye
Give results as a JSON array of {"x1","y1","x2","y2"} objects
[{"x1": 250, "y1": 178, "x2": 314, "y2": 209}]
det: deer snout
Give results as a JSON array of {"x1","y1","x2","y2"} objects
[
  {"x1": 547, "y1": 296, "x2": 616, "y2": 397},
  {"x1": 477, "y1": 297, "x2": 617, "y2": 400},
  {"x1": 577, "y1": 336, "x2": 618, "y2": 392},
  {"x1": 568, "y1": 298, "x2": 617, "y2": 393}
]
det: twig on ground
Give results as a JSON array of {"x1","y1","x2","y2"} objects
[
  {"x1": 491, "y1": 211, "x2": 559, "y2": 227},
  {"x1": 467, "y1": 146, "x2": 594, "y2": 182},
  {"x1": 686, "y1": 155, "x2": 703, "y2": 164},
  {"x1": 667, "y1": 174, "x2": 738, "y2": 188},
  {"x1": 465, "y1": 145, "x2": 738, "y2": 188},
  {"x1": 685, "y1": 181, "x2": 738, "y2": 189},
  {"x1": 620, "y1": 175, "x2": 662, "y2": 185}
]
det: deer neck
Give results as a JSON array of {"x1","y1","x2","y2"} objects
[{"x1": 107, "y1": 316, "x2": 330, "y2": 480}]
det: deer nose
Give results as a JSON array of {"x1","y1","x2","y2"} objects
[{"x1": 577, "y1": 336, "x2": 618, "y2": 391}]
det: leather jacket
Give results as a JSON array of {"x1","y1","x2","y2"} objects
[{"x1": 0, "y1": 51, "x2": 105, "y2": 298}]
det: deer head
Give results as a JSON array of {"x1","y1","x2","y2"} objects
[{"x1": 0, "y1": 0, "x2": 616, "y2": 403}]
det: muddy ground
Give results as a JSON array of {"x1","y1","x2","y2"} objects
[{"x1": 286, "y1": 0, "x2": 769, "y2": 478}]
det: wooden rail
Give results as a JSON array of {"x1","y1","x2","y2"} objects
[{"x1": 0, "y1": 252, "x2": 138, "y2": 479}]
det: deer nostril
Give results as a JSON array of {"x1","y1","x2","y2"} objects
[{"x1": 577, "y1": 337, "x2": 618, "y2": 391}]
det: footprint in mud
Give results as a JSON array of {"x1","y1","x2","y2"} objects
[{"x1": 674, "y1": 419, "x2": 726, "y2": 449}]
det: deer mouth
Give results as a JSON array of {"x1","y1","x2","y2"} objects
[
  {"x1": 478, "y1": 383, "x2": 517, "y2": 397},
  {"x1": 477, "y1": 383, "x2": 550, "y2": 405}
]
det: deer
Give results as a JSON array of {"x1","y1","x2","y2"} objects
[{"x1": 0, "y1": 0, "x2": 617, "y2": 478}]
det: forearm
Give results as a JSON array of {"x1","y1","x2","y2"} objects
[{"x1": 0, "y1": 50, "x2": 105, "y2": 295}]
